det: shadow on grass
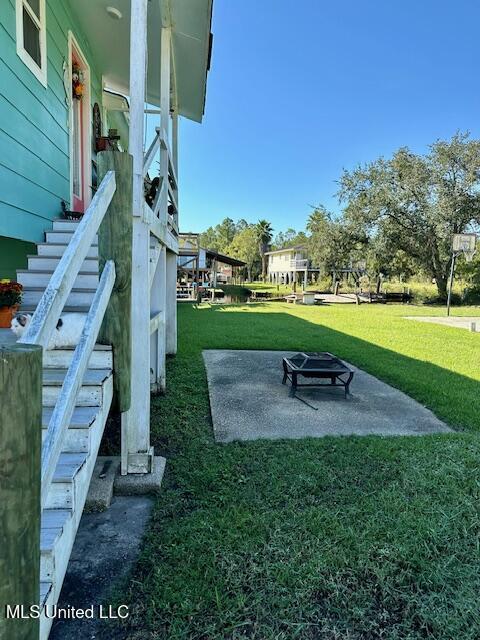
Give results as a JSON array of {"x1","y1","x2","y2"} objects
[{"x1": 183, "y1": 304, "x2": 479, "y2": 434}]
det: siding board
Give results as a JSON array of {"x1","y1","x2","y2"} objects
[
  {"x1": 0, "y1": 0, "x2": 105, "y2": 243},
  {"x1": 0, "y1": 129, "x2": 69, "y2": 199}
]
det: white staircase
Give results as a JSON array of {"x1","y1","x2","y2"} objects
[{"x1": 16, "y1": 218, "x2": 114, "y2": 640}]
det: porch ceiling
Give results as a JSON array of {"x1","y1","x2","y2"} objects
[{"x1": 68, "y1": 0, "x2": 213, "y2": 122}]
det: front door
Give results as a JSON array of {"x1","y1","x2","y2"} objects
[{"x1": 70, "y1": 41, "x2": 90, "y2": 213}]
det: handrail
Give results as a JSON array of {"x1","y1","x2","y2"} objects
[
  {"x1": 21, "y1": 172, "x2": 116, "y2": 348},
  {"x1": 152, "y1": 176, "x2": 165, "y2": 219},
  {"x1": 290, "y1": 259, "x2": 308, "y2": 269},
  {"x1": 168, "y1": 181, "x2": 178, "y2": 213},
  {"x1": 40, "y1": 261, "x2": 116, "y2": 506},
  {"x1": 143, "y1": 130, "x2": 161, "y2": 177}
]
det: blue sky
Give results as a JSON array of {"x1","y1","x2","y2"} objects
[{"x1": 178, "y1": 0, "x2": 480, "y2": 234}]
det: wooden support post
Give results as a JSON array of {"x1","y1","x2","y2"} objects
[
  {"x1": 151, "y1": 246, "x2": 166, "y2": 392},
  {"x1": 97, "y1": 151, "x2": 133, "y2": 413},
  {"x1": 165, "y1": 249, "x2": 177, "y2": 355},
  {"x1": 122, "y1": 0, "x2": 153, "y2": 475},
  {"x1": 0, "y1": 344, "x2": 42, "y2": 640}
]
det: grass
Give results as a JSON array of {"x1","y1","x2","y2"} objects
[
  {"x1": 117, "y1": 303, "x2": 480, "y2": 640},
  {"x1": 245, "y1": 280, "x2": 468, "y2": 301}
]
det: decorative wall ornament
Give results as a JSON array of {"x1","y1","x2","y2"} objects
[{"x1": 72, "y1": 62, "x2": 85, "y2": 100}]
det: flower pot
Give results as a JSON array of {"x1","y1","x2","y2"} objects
[{"x1": 0, "y1": 304, "x2": 18, "y2": 328}]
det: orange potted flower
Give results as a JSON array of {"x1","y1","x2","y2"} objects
[{"x1": 0, "y1": 280, "x2": 23, "y2": 328}]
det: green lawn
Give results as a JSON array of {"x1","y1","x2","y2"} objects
[
  {"x1": 120, "y1": 303, "x2": 480, "y2": 640},
  {"x1": 245, "y1": 280, "x2": 468, "y2": 301}
]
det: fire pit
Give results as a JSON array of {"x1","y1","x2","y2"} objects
[{"x1": 282, "y1": 352, "x2": 354, "y2": 398}]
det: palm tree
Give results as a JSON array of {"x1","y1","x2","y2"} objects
[{"x1": 256, "y1": 219, "x2": 273, "y2": 281}]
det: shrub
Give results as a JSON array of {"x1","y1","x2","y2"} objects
[{"x1": 0, "y1": 280, "x2": 23, "y2": 307}]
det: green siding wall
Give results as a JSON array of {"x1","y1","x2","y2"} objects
[
  {"x1": 0, "y1": 236, "x2": 35, "y2": 281},
  {"x1": 0, "y1": 0, "x2": 103, "y2": 244}
]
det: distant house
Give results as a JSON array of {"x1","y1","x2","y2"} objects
[
  {"x1": 178, "y1": 233, "x2": 245, "y2": 290},
  {"x1": 265, "y1": 246, "x2": 319, "y2": 285}
]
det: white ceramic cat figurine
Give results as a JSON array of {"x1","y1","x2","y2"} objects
[{"x1": 11, "y1": 313, "x2": 86, "y2": 349}]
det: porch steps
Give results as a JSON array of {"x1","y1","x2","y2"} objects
[
  {"x1": 45, "y1": 230, "x2": 99, "y2": 245},
  {"x1": 27, "y1": 255, "x2": 99, "y2": 272},
  {"x1": 17, "y1": 270, "x2": 99, "y2": 289},
  {"x1": 16, "y1": 219, "x2": 115, "y2": 640},
  {"x1": 37, "y1": 243, "x2": 99, "y2": 258},
  {"x1": 22, "y1": 287, "x2": 97, "y2": 308}
]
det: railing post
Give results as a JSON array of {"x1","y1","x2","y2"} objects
[
  {"x1": 97, "y1": 151, "x2": 133, "y2": 413},
  {"x1": 151, "y1": 246, "x2": 166, "y2": 391},
  {"x1": 0, "y1": 343, "x2": 42, "y2": 640},
  {"x1": 165, "y1": 249, "x2": 177, "y2": 355}
]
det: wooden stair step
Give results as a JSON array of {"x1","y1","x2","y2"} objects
[
  {"x1": 45, "y1": 231, "x2": 98, "y2": 246},
  {"x1": 27, "y1": 254, "x2": 99, "y2": 273},
  {"x1": 17, "y1": 270, "x2": 99, "y2": 289},
  {"x1": 22, "y1": 287, "x2": 96, "y2": 308},
  {"x1": 52, "y1": 452, "x2": 88, "y2": 484},
  {"x1": 36, "y1": 242, "x2": 98, "y2": 258},
  {"x1": 42, "y1": 405, "x2": 99, "y2": 429},
  {"x1": 41, "y1": 509, "x2": 73, "y2": 582},
  {"x1": 42, "y1": 369, "x2": 112, "y2": 407},
  {"x1": 43, "y1": 346, "x2": 113, "y2": 370},
  {"x1": 40, "y1": 582, "x2": 52, "y2": 608},
  {"x1": 20, "y1": 305, "x2": 92, "y2": 314},
  {"x1": 42, "y1": 368, "x2": 111, "y2": 387},
  {"x1": 41, "y1": 509, "x2": 71, "y2": 552}
]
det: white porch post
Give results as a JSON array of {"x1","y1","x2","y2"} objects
[
  {"x1": 122, "y1": 0, "x2": 153, "y2": 475},
  {"x1": 165, "y1": 250, "x2": 177, "y2": 354},
  {"x1": 165, "y1": 105, "x2": 178, "y2": 355},
  {"x1": 151, "y1": 245, "x2": 166, "y2": 391}
]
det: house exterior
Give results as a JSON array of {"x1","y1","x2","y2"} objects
[
  {"x1": 0, "y1": 1, "x2": 122, "y2": 276},
  {"x1": 266, "y1": 245, "x2": 319, "y2": 285},
  {"x1": 0, "y1": 2, "x2": 213, "y2": 636},
  {"x1": 0, "y1": 0, "x2": 211, "y2": 274}
]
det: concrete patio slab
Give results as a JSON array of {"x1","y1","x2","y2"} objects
[
  {"x1": 405, "y1": 316, "x2": 480, "y2": 332},
  {"x1": 203, "y1": 350, "x2": 451, "y2": 442}
]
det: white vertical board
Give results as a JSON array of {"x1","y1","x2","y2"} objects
[
  {"x1": 151, "y1": 246, "x2": 166, "y2": 391},
  {"x1": 122, "y1": 0, "x2": 152, "y2": 475},
  {"x1": 165, "y1": 249, "x2": 177, "y2": 355}
]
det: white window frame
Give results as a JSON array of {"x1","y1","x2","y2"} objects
[{"x1": 16, "y1": 0, "x2": 47, "y2": 87}]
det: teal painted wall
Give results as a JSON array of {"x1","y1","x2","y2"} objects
[{"x1": 0, "y1": 0, "x2": 104, "y2": 245}]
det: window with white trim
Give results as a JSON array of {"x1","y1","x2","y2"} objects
[{"x1": 16, "y1": 0, "x2": 47, "y2": 86}]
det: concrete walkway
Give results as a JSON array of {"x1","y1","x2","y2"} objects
[
  {"x1": 203, "y1": 350, "x2": 451, "y2": 443},
  {"x1": 50, "y1": 496, "x2": 153, "y2": 640},
  {"x1": 0, "y1": 327, "x2": 16, "y2": 345},
  {"x1": 405, "y1": 316, "x2": 480, "y2": 332}
]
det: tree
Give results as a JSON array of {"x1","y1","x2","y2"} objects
[
  {"x1": 227, "y1": 226, "x2": 259, "y2": 281},
  {"x1": 273, "y1": 228, "x2": 308, "y2": 250},
  {"x1": 255, "y1": 219, "x2": 273, "y2": 280},
  {"x1": 199, "y1": 217, "x2": 237, "y2": 253},
  {"x1": 306, "y1": 206, "x2": 363, "y2": 282},
  {"x1": 338, "y1": 132, "x2": 480, "y2": 298}
]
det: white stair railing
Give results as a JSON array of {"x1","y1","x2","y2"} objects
[
  {"x1": 22, "y1": 172, "x2": 116, "y2": 348},
  {"x1": 39, "y1": 261, "x2": 115, "y2": 505},
  {"x1": 20, "y1": 171, "x2": 117, "y2": 506}
]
